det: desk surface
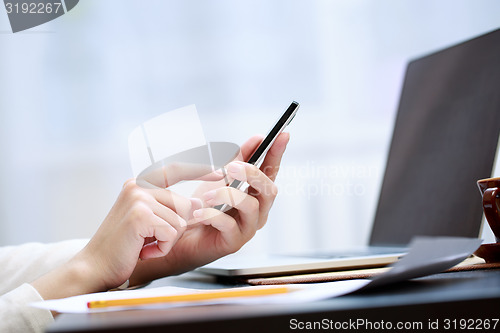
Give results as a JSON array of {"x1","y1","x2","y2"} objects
[{"x1": 48, "y1": 269, "x2": 500, "y2": 333}]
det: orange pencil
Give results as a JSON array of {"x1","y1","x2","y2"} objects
[{"x1": 87, "y1": 286, "x2": 291, "y2": 309}]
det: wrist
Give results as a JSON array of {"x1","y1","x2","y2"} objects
[{"x1": 32, "y1": 254, "x2": 107, "y2": 301}]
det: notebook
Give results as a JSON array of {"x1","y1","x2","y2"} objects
[{"x1": 198, "y1": 28, "x2": 500, "y2": 278}]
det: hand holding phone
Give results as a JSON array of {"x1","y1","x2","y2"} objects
[{"x1": 215, "y1": 101, "x2": 299, "y2": 210}]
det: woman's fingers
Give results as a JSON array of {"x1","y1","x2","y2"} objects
[
  {"x1": 191, "y1": 207, "x2": 246, "y2": 253},
  {"x1": 149, "y1": 200, "x2": 187, "y2": 232},
  {"x1": 121, "y1": 180, "x2": 189, "y2": 259},
  {"x1": 137, "y1": 162, "x2": 225, "y2": 189},
  {"x1": 203, "y1": 187, "x2": 260, "y2": 230},
  {"x1": 193, "y1": 160, "x2": 279, "y2": 232},
  {"x1": 226, "y1": 162, "x2": 277, "y2": 195},
  {"x1": 149, "y1": 187, "x2": 194, "y2": 222},
  {"x1": 193, "y1": 208, "x2": 240, "y2": 234},
  {"x1": 193, "y1": 184, "x2": 261, "y2": 249},
  {"x1": 138, "y1": 214, "x2": 180, "y2": 260},
  {"x1": 225, "y1": 161, "x2": 278, "y2": 223}
]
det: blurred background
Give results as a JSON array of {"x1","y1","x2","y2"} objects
[{"x1": 0, "y1": 0, "x2": 499, "y2": 254}]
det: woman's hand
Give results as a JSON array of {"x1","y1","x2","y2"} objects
[
  {"x1": 129, "y1": 132, "x2": 289, "y2": 284},
  {"x1": 32, "y1": 179, "x2": 193, "y2": 299},
  {"x1": 32, "y1": 132, "x2": 289, "y2": 300}
]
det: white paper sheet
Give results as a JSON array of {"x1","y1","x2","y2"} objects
[
  {"x1": 32, "y1": 236, "x2": 481, "y2": 313},
  {"x1": 32, "y1": 281, "x2": 370, "y2": 313}
]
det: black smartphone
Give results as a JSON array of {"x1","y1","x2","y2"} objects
[
  {"x1": 246, "y1": 101, "x2": 300, "y2": 166},
  {"x1": 215, "y1": 101, "x2": 299, "y2": 210}
]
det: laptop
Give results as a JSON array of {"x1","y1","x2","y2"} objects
[{"x1": 198, "y1": 28, "x2": 500, "y2": 277}]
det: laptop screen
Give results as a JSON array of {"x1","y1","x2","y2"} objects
[{"x1": 370, "y1": 28, "x2": 500, "y2": 247}]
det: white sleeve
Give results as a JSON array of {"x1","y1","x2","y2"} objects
[
  {"x1": 0, "y1": 283, "x2": 53, "y2": 333},
  {"x1": 0, "y1": 239, "x2": 88, "y2": 332},
  {"x1": 0, "y1": 239, "x2": 88, "y2": 295}
]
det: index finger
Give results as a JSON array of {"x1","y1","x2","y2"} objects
[{"x1": 137, "y1": 162, "x2": 225, "y2": 189}]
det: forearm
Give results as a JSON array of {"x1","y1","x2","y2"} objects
[
  {"x1": 0, "y1": 240, "x2": 88, "y2": 296},
  {"x1": 31, "y1": 253, "x2": 107, "y2": 302}
]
